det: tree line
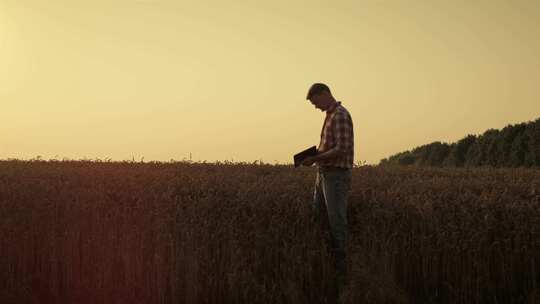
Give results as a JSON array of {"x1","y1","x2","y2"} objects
[{"x1": 380, "y1": 117, "x2": 540, "y2": 167}]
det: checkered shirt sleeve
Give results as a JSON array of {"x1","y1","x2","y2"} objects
[{"x1": 333, "y1": 110, "x2": 354, "y2": 155}]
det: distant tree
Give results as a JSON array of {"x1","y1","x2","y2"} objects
[
  {"x1": 509, "y1": 132, "x2": 528, "y2": 167},
  {"x1": 464, "y1": 141, "x2": 482, "y2": 167},
  {"x1": 527, "y1": 118, "x2": 540, "y2": 166},
  {"x1": 497, "y1": 123, "x2": 527, "y2": 166},
  {"x1": 400, "y1": 141, "x2": 451, "y2": 167},
  {"x1": 382, "y1": 150, "x2": 416, "y2": 166},
  {"x1": 483, "y1": 129, "x2": 500, "y2": 167},
  {"x1": 523, "y1": 124, "x2": 535, "y2": 167},
  {"x1": 424, "y1": 142, "x2": 451, "y2": 166},
  {"x1": 398, "y1": 154, "x2": 415, "y2": 165},
  {"x1": 442, "y1": 143, "x2": 457, "y2": 167},
  {"x1": 378, "y1": 117, "x2": 540, "y2": 167},
  {"x1": 444, "y1": 135, "x2": 476, "y2": 167}
]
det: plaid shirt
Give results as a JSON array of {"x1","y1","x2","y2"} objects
[{"x1": 317, "y1": 101, "x2": 354, "y2": 168}]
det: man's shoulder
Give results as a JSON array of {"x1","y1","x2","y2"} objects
[{"x1": 335, "y1": 104, "x2": 352, "y2": 119}]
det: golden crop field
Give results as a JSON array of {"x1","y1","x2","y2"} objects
[{"x1": 0, "y1": 160, "x2": 539, "y2": 304}]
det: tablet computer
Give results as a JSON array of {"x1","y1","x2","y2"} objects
[{"x1": 293, "y1": 145, "x2": 318, "y2": 167}]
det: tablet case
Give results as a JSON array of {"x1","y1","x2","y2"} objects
[{"x1": 294, "y1": 145, "x2": 318, "y2": 167}]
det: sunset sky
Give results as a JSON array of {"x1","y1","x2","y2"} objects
[{"x1": 2, "y1": 1, "x2": 539, "y2": 165}]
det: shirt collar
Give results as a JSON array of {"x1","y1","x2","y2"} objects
[{"x1": 326, "y1": 101, "x2": 341, "y2": 114}]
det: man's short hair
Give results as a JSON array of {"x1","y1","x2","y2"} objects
[{"x1": 306, "y1": 83, "x2": 331, "y2": 100}]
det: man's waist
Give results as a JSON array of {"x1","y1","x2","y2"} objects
[{"x1": 318, "y1": 165, "x2": 351, "y2": 172}]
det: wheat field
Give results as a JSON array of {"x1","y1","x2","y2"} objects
[{"x1": 0, "y1": 160, "x2": 539, "y2": 304}]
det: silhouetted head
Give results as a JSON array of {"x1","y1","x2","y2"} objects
[{"x1": 306, "y1": 83, "x2": 336, "y2": 112}]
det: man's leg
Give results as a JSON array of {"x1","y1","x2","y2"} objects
[
  {"x1": 312, "y1": 170, "x2": 326, "y2": 222},
  {"x1": 312, "y1": 170, "x2": 334, "y2": 251},
  {"x1": 320, "y1": 170, "x2": 352, "y2": 289}
]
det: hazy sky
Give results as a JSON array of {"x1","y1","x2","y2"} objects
[{"x1": 2, "y1": 1, "x2": 539, "y2": 164}]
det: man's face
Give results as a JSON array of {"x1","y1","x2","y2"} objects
[{"x1": 309, "y1": 92, "x2": 330, "y2": 112}]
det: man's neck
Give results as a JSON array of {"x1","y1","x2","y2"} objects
[{"x1": 325, "y1": 100, "x2": 339, "y2": 113}]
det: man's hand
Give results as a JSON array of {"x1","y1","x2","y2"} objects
[
  {"x1": 302, "y1": 148, "x2": 343, "y2": 167},
  {"x1": 301, "y1": 156, "x2": 317, "y2": 166}
]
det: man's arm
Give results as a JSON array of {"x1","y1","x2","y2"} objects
[
  {"x1": 314, "y1": 147, "x2": 344, "y2": 161},
  {"x1": 302, "y1": 111, "x2": 352, "y2": 166},
  {"x1": 301, "y1": 147, "x2": 343, "y2": 166},
  {"x1": 333, "y1": 111, "x2": 353, "y2": 155}
]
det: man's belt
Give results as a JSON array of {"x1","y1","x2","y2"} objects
[{"x1": 318, "y1": 166, "x2": 350, "y2": 172}]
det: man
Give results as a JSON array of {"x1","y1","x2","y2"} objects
[{"x1": 301, "y1": 82, "x2": 354, "y2": 296}]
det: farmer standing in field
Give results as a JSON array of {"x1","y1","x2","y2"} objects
[{"x1": 301, "y1": 82, "x2": 354, "y2": 296}]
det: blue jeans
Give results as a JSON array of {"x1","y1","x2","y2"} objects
[{"x1": 312, "y1": 166, "x2": 352, "y2": 279}]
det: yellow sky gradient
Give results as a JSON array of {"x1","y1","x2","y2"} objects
[{"x1": 2, "y1": 0, "x2": 539, "y2": 164}]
